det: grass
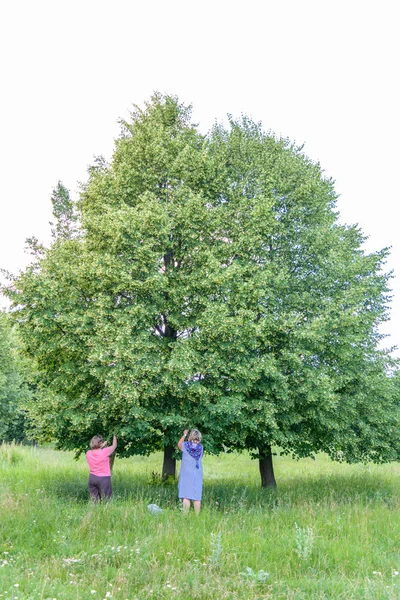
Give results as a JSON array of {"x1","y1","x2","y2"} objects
[{"x1": 0, "y1": 444, "x2": 399, "y2": 599}]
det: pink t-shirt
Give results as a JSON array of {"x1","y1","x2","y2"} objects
[{"x1": 86, "y1": 447, "x2": 114, "y2": 477}]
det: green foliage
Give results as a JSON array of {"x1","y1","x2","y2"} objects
[
  {"x1": 0, "y1": 442, "x2": 24, "y2": 465},
  {"x1": 208, "y1": 532, "x2": 223, "y2": 567},
  {"x1": 50, "y1": 180, "x2": 79, "y2": 240},
  {"x1": 239, "y1": 566, "x2": 270, "y2": 583},
  {"x1": 4, "y1": 93, "x2": 400, "y2": 469},
  {"x1": 294, "y1": 522, "x2": 315, "y2": 560},
  {"x1": 0, "y1": 312, "x2": 31, "y2": 441}
]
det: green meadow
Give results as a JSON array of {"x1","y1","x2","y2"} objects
[{"x1": 0, "y1": 444, "x2": 399, "y2": 600}]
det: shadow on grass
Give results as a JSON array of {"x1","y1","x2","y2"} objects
[{"x1": 42, "y1": 470, "x2": 399, "y2": 511}]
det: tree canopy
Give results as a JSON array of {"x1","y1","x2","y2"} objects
[{"x1": 5, "y1": 94, "x2": 399, "y2": 485}]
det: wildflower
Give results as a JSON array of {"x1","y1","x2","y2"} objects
[
  {"x1": 91, "y1": 591, "x2": 97, "y2": 595},
  {"x1": 63, "y1": 557, "x2": 81, "y2": 565}
]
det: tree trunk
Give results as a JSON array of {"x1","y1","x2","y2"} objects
[
  {"x1": 109, "y1": 452, "x2": 116, "y2": 472},
  {"x1": 259, "y1": 446, "x2": 277, "y2": 488},
  {"x1": 162, "y1": 446, "x2": 176, "y2": 480}
]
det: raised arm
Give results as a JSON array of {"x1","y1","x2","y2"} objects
[
  {"x1": 178, "y1": 430, "x2": 189, "y2": 450},
  {"x1": 108, "y1": 435, "x2": 117, "y2": 454}
]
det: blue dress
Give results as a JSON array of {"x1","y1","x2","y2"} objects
[{"x1": 178, "y1": 442, "x2": 203, "y2": 501}]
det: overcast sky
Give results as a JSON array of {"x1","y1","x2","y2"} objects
[{"x1": 1, "y1": 0, "x2": 399, "y2": 353}]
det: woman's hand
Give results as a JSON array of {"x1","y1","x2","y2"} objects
[{"x1": 178, "y1": 430, "x2": 189, "y2": 450}]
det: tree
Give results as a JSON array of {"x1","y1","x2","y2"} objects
[
  {"x1": 189, "y1": 119, "x2": 400, "y2": 484},
  {"x1": 0, "y1": 312, "x2": 31, "y2": 441},
  {"x1": 5, "y1": 94, "x2": 399, "y2": 484}
]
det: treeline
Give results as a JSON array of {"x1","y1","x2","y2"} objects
[{"x1": 0, "y1": 311, "x2": 31, "y2": 443}]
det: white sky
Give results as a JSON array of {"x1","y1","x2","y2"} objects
[{"x1": 1, "y1": 0, "x2": 399, "y2": 354}]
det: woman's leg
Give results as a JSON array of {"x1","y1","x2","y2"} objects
[
  {"x1": 193, "y1": 500, "x2": 201, "y2": 514},
  {"x1": 182, "y1": 498, "x2": 190, "y2": 512},
  {"x1": 100, "y1": 476, "x2": 112, "y2": 500},
  {"x1": 88, "y1": 474, "x2": 101, "y2": 503}
]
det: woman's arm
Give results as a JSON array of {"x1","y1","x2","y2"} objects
[
  {"x1": 178, "y1": 430, "x2": 189, "y2": 450},
  {"x1": 108, "y1": 435, "x2": 117, "y2": 454}
]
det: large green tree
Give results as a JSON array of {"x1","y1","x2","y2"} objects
[{"x1": 5, "y1": 94, "x2": 399, "y2": 484}]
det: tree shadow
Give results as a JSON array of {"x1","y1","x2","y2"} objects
[{"x1": 41, "y1": 469, "x2": 399, "y2": 511}]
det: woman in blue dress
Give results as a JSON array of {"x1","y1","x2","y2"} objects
[{"x1": 178, "y1": 429, "x2": 203, "y2": 514}]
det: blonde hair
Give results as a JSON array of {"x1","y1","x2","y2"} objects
[
  {"x1": 90, "y1": 435, "x2": 103, "y2": 450},
  {"x1": 188, "y1": 429, "x2": 202, "y2": 443}
]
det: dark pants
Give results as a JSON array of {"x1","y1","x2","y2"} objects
[{"x1": 88, "y1": 473, "x2": 112, "y2": 502}]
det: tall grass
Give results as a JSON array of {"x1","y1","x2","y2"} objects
[{"x1": 1, "y1": 443, "x2": 399, "y2": 599}]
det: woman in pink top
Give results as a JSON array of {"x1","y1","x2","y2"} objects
[{"x1": 86, "y1": 434, "x2": 117, "y2": 502}]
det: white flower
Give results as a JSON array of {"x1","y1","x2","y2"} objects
[
  {"x1": 91, "y1": 591, "x2": 97, "y2": 595},
  {"x1": 14, "y1": 584, "x2": 19, "y2": 587}
]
